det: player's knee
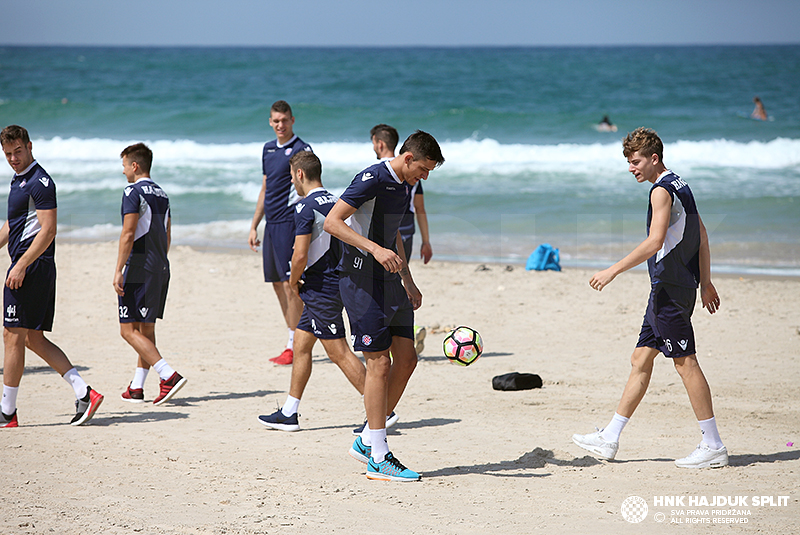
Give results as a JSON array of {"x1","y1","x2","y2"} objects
[
  {"x1": 630, "y1": 351, "x2": 655, "y2": 373},
  {"x1": 673, "y1": 355, "x2": 700, "y2": 376},
  {"x1": 393, "y1": 352, "x2": 417, "y2": 376},
  {"x1": 3, "y1": 327, "x2": 25, "y2": 348},
  {"x1": 119, "y1": 324, "x2": 136, "y2": 343}
]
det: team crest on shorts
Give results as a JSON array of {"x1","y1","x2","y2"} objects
[{"x1": 361, "y1": 334, "x2": 372, "y2": 346}]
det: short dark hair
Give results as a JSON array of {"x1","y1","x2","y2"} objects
[
  {"x1": 271, "y1": 100, "x2": 293, "y2": 117},
  {"x1": 370, "y1": 124, "x2": 399, "y2": 152},
  {"x1": 120, "y1": 143, "x2": 153, "y2": 174},
  {"x1": 290, "y1": 151, "x2": 322, "y2": 183},
  {"x1": 398, "y1": 130, "x2": 444, "y2": 167},
  {"x1": 622, "y1": 127, "x2": 664, "y2": 162},
  {"x1": 0, "y1": 125, "x2": 31, "y2": 147}
]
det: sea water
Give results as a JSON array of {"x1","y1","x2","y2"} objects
[{"x1": 1, "y1": 46, "x2": 798, "y2": 274}]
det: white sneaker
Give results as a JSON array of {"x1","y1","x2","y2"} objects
[
  {"x1": 414, "y1": 326, "x2": 426, "y2": 355},
  {"x1": 675, "y1": 443, "x2": 729, "y2": 469},
  {"x1": 572, "y1": 429, "x2": 618, "y2": 460}
]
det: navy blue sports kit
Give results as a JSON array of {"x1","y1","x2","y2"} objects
[
  {"x1": 636, "y1": 171, "x2": 702, "y2": 358},
  {"x1": 4, "y1": 161, "x2": 57, "y2": 330},
  {"x1": 118, "y1": 178, "x2": 171, "y2": 324},
  {"x1": 337, "y1": 161, "x2": 414, "y2": 353},
  {"x1": 293, "y1": 187, "x2": 346, "y2": 340},
  {"x1": 261, "y1": 135, "x2": 312, "y2": 282}
]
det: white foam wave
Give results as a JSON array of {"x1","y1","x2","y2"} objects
[
  {"x1": 31, "y1": 136, "x2": 800, "y2": 174},
  {"x1": 20, "y1": 136, "x2": 799, "y2": 203}
]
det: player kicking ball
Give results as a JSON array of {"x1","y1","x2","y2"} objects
[
  {"x1": 325, "y1": 131, "x2": 444, "y2": 481},
  {"x1": 572, "y1": 127, "x2": 727, "y2": 469}
]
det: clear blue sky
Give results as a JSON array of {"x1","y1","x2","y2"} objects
[{"x1": 3, "y1": 0, "x2": 799, "y2": 47}]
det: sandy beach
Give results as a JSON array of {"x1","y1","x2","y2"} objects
[{"x1": 1, "y1": 241, "x2": 798, "y2": 534}]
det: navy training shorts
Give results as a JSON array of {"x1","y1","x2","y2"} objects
[
  {"x1": 262, "y1": 220, "x2": 295, "y2": 283},
  {"x1": 339, "y1": 272, "x2": 414, "y2": 353},
  {"x1": 296, "y1": 282, "x2": 347, "y2": 340},
  {"x1": 3, "y1": 257, "x2": 56, "y2": 331},
  {"x1": 118, "y1": 265, "x2": 170, "y2": 324},
  {"x1": 636, "y1": 283, "x2": 697, "y2": 358}
]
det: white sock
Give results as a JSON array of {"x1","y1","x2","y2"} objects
[
  {"x1": 370, "y1": 427, "x2": 389, "y2": 463},
  {"x1": 152, "y1": 359, "x2": 176, "y2": 381},
  {"x1": 281, "y1": 395, "x2": 300, "y2": 417},
  {"x1": 63, "y1": 368, "x2": 88, "y2": 399},
  {"x1": 601, "y1": 413, "x2": 629, "y2": 443},
  {"x1": 360, "y1": 424, "x2": 371, "y2": 446},
  {"x1": 2, "y1": 385, "x2": 19, "y2": 415},
  {"x1": 698, "y1": 416, "x2": 724, "y2": 450},
  {"x1": 131, "y1": 367, "x2": 149, "y2": 389},
  {"x1": 287, "y1": 329, "x2": 295, "y2": 350}
]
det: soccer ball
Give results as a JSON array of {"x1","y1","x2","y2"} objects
[{"x1": 442, "y1": 326, "x2": 483, "y2": 366}]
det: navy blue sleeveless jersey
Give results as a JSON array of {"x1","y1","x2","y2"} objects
[
  {"x1": 398, "y1": 181, "x2": 423, "y2": 240},
  {"x1": 337, "y1": 161, "x2": 411, "y2": 279},
  {"x1": 262, "y1": 135, "x2": 312, "y2": 223},
  {"x1": 121, "y1": 178, "x2": 170, "y2": 273},
  {"x1": 7, "y1": 161, "x2": 57, "y2": 262},
  {"x1": 646, "y1": 171, "x2": 701, "y2": 288},
  {"x1": 294, "y1": 187, "x2": 340, "y2": 288}
]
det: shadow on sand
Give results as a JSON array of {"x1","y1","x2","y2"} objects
[{"x1": 423, "y1": 447, "x2": 602, "y2": 479}]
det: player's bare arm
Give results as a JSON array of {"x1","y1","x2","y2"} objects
[
  {"x1": 698, "y1": 216, "x2": 720, "y2": 314},
  {"x1": 248, "y1": 174, "x2": 267, "y2": 251},
  {"x1": 113, "y1": 212, "x2": 139, "y2": 296},
  {"x1": 166, "y1": 216, "x2": 172, "y2": 252},
  {"x1": 413, "y1": 194, "x2": 432, "y2": 264},
  {"x1": 289, "y1": 233, "x2": 311, "y2": 298},
  {"x1": 590, "y1": 187, "x2": 672, "y2": 291},
  {"x1": 0, "y1": 220, "x2": 9, "y2": 250},
  {"x1": 6, "y1": 208, "x2": 57, "y2": 290},
  {"x1": 324, "y1": 199, "x2": 403, "y2": 274},
  {"x1": 395, "y1": 230, "x2": 422, "y2": 309}
]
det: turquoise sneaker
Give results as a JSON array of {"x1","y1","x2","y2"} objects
[
  {"x1": 366, "y1": 452, "x2": 420, "y2": 481},
  {"x1": 349, "y1": 436, "x2": 371, "y2": 464}
]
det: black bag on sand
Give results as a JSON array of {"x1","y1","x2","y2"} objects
[{"x1": 492, "y1": 372, "x2": 543, "y2": 391}]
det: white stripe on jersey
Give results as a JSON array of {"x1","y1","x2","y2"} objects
[
  {"x1": 655, "y1": 194, "x2": 687, "y2": 264},
  {"x1": 345, "y1": 198, "x2": 376, "y2": 256},
  {"x1": 305, "y1": 209, "x2": 331, "y2": 270},
  {"x1": 20, "y1": 197, "x2": 42, "y2": 243},
  {"x1": 134, "y1": 192, "x2": 153, "y2": 241}
]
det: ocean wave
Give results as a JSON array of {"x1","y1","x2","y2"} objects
[
  {"x1": 17, "y1": 136, "x2": 800, "y2": 203},
  {"x1": 31, "y1": 135, "x2": 800, "y2": 172}
]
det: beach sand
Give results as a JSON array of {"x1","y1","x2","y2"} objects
[{"x1": 1, "y1": 242, "x2": 798, "y2": 534}]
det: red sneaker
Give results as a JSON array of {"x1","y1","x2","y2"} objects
[
  {"x1": 269, "y1": 348, "x2": 293, "y2": 366},
  {"x1": 1, "y1": 410, "x2": 18, "y2": 428},
  {"x1": 71, "y1": 386, "x2": 104, "y2": 426},
  {"x1": 154, "y1": 372, "x2": 187, "y2": 406},
  {"x1": 121, "y1": 384, "x2": 145, "y2": 403}
]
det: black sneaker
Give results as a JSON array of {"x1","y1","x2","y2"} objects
[
  {"x1": 352, "y1": 411, "x2": 399, "y2": 435},
  {"x1": 258, "y1": 409, "x2": 300, "y2": 432}
]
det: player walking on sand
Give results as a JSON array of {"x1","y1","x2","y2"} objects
[
  {"x1": 258, "y1": 151, "x2": 367, "y2": 430},
  {"x1": 248, "y1": 100, "x2": 313, "y2": 366},
  {"x1": 114, "y1": 143, "x2": 187, "y2": 405},
  {"x1": 1, "y1": 125, "x2": 103, "y2": 427},
  {"x1": 325, "y1": 130, "x2": 444, "y2": 481},
  {"x1": 572, "y1": 127, "x2": 727, "y2": 469}
]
